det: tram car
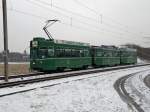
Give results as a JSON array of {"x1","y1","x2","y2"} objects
[
  {"x1": 30, "y1": 37, "x2": 92, "y2": 71},
  {"x1": 91, "y1": 46, "x2": 120, "y2": 67},
  {"x1": 30, "y1": 37, "x2": 137, "y2": 72},
  {"x1": 120, "y1": 48, "x2": 137, "y2": 64},
  {"x1": 30, "y1": 19, "x2": 137, "y2": 72}
]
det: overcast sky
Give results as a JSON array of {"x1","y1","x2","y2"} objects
[{"x1": 0, "y1": 0, "x2": 150, "y2": 52}]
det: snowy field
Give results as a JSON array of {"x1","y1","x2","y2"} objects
[
  {"x1": 137, "y1": 58, "x2": 149, "y2": 64},
  {"x1": 125, "y1": 70, "x2": 150, "y2": 112},
  {"x1": 0, "y1": 66, "x2": 150, "y2": 112},
  {"x1": 0, "y1": 62, "x2": 29, "y2": 64}
]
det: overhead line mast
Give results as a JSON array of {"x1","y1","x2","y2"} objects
[{"x1": 2, "y1": 0, "x2": 9, "y2": 82}]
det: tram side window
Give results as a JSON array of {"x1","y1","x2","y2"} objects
[
  {"x1": 55, "y1": 48, "x2": 88, "y2": 57},
  {"x1": 55, "y1": 49, "x2": 72, "y2": 57},
  {"x1": 71, "y1": 49, "x2": 76, "y2": 57},
  {"x1": 108, "y1": 51, "x2": 113, "y2": 57},
  {"x1": 38, "y1": 49, "x2": 48, "y2": 59},
  {"x1": 103, "y1": 51, "x2": 107, "y2": 57},
  {"x1": 79, "y1": 49, "x2": 88, "y2": 57},
  {"x1": 48, "y1": 48, "x2": 54, "y2": 57},
  {"x1": 117, "y1": 52, "x2": 120, "y2": 56},
  {"x1": 65, "y1": 49, "x2": 72, "y2": 57},
  {"x1": 84, "y1": 50, "x2": 89, "y2": 57},
  {"x1": 121, "y1": 52, "x2": 126, "y2": 57},
  {"x1": 127, "y1": 52, "x2": 131, "y2": 57},
  {"x1": 80, "y1": 50, "x2": 84, "y2": 57},
  {"x1": 71, "y1": 49, "x2": 80, "y2": 57},
  {"x1": 113, "y1": 51, "x2": 119, "y2": 57},
  {"x1": 55, "y1": 49, "x2": 65, "y2": 57},
  {"x1": 96, "y1": 51, "x2": 103, "y2": 57},
  {"x1": 121, "y1": 52, "x2": 130, "y2": 57},
  {"x1": 103, "y1": 51, "x2": 110, "y2": 57},
  {"x1": 72, "y1": 49, "x2": 78, "y2": 57},
  {"x1": 112, "y1": 51, "x2": 115, "y2": 57}
]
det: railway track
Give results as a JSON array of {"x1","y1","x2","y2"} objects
[
  {"x1": 114, "y1": 69, "x2": 150, "y2": 112},
  {"x1": 0, "y1": 72, "x2": 45, "y2": 80},
  {"x1": 144, "y1": 74, "x2": 150, "y2": 89},
  {"x1": 0, "y1": 64, "x2": 149, "y2": 89},
  {"x1": 0, "y1": 64, "x2": 148, "y2": 81},
  {"x1": 114, "y1": 72, "x2": 144, "y2": 112}
]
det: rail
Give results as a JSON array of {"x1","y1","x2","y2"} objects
[{"x1": 0, "y1": 64, "x2": 149, "y2": 89}]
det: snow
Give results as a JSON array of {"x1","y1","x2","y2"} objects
[
  {"x1": 0, "y1": 62, "x2": 29, "y2": 64},
  {"x1": 137, "y1": 58, "x2": 149, "y2": 64},
  {"x1": 125, "y1": 70, "x2": 150, "y2": 112},
  {"x1": 0, "y1": 66, "x2": 150, "y2": 112}
]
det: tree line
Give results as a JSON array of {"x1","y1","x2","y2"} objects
[{"x1": 0, "y1": 51, "x2": 29, "y2": 62}]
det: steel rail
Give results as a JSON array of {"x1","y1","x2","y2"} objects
[
  {"x1": 0, "y1": 64, "x2": 149, "y2": 89},
  {"x1": 0, "y1": 63, "x2": 149, "y2": 81},
  {"x1": 0, "y1": 72, "x2": 45, "y2": 80},
  {"x1": 0, "y1": 64, "x2": 149, "y2": 97},
  {"x1": 144, "y1": 74, "x2": 150, "y2": 89},
  {"x1": 0, "y1": 64, "x2": 136, "y2": 97},
  {"x1": 114, "y1": 71, "x2": 149, "y2": 112}
]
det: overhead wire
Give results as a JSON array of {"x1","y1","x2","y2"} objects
[
  {"x1": 32, "y1": 0, "x2": 144, "y2": 38},
  {"x1": 4, "y1": 0, "x2": 141, "y2": 44},
  {"x1": 0, "y1": 1, "x2": 143, "y2": 45},
  {"x1": 0, "y1": 6, "x2": 105, "y2": 35},
  {"x1": 28, "y1": 0, "x2": 98, "y2": 22},
  {"x1": 10, "y1": 8, "x2": 47, "y2": 20},
  {"x1": 0, "y1": 0, "x2": 146, "y2": 45},
  {"x1": 27, "y1": 0, "x2": 142, "y2": 39},
  {"x1": 73, "y1": 0, "x2": 144, "y2": 37},
  {"x1": 8, "y1": 8, "x2": 117, "y2": 37},
  {"x1": 1, "y1": 6, "x2": 129, "y2": 41},
  {"x1": 0, "y1": 0, "x2": 144, "y2": 37},
  {"x1": 73, "y1": 0, "x2": 100, "y2": 15}
]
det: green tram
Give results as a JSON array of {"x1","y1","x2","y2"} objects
[
  {"x1": 30, "y1": 19, "x2": 137, "y2": 72},
  {"x1": 30, "y1": 37, "x2": 137, "y2": 72},
  {"x1": 120, "y1": 48, "x2": 137, "y2": 64},
  {"x1": 91, "y1": 46, "x2": 120, "y2": 67},
  {"x1": 30, "y1": 37, "x2": 92, "y2": 71}
]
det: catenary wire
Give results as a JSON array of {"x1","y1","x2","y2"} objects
[{"x1": 26, "y1": 0, "x2": 143, "y2": 39}]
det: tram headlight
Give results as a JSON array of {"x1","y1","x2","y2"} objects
[
  {"x1": 32, "y1": 62, "x2": 35, "y2": 64},
  {"x1": 32, "y1": 41, "x2": 38, "y2": 47}
]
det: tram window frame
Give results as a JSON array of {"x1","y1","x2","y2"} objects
[
  {"x1": 80, "y1": 50, "x2": 84, "y2": 57},
  {"x1": 83, "y1": 50, "x2": 89, "y2": 57},
  {"x1": 55, "y1": 49, "x2": 65, "y2": 57},
  {"x1": 38, "y1": 48, "x2": 48, "y2": 59},
  {"x1": 113, "y1": 51, "x2": 119, "y2": 57},
  {"x1": 65, "y1": 49, "x2": 72, "y2": 57},
  {"x1": 96, "y1": 51, "x2": 103, "y2": 57},
  {"x1": 71, "y1": 49, "x2": 79, "y2": 57},
  {"x1": 48, "y1": 48, "x2": 54, "y2": 57}
]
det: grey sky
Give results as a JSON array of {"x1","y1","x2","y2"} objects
[{"x1": 0, "y1": 0, "x2": 150, "y2": 52}]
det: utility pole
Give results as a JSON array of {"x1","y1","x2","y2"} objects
[{"x1": 2, "y1": 0, "x2": 9, "y2": 82}]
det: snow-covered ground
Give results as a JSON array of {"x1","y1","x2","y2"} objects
[
  {"x1": 0, "y1": 62, "x2": 29, "y2": 64},
  {"x1": 0, "y1": 66, "x2": 150, "y2": 112},
  {"x1": 125, "y1": 70, "x2": 150, "y2": 112},
  {"x1": 137, "y1": 58, "x2": 149, "y2": 64}
]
